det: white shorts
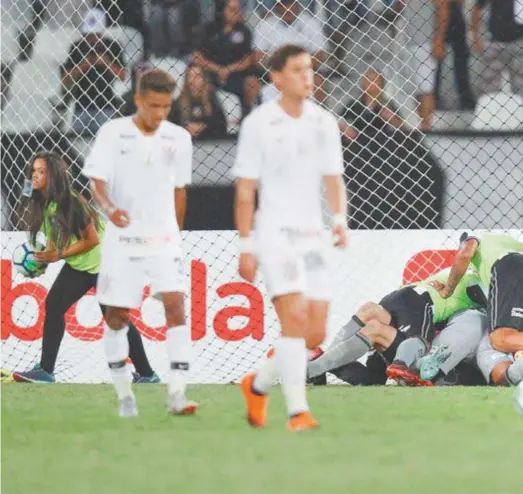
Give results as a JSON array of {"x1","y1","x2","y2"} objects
[
  {"x1": 475, "y1": 331, "x2": 513, "y2": 384},
  {"x1": 257, "y1": 234, "x2": 333, "y2": 301},
  {"x1": 96, "y1": 253, "x2": 187, "y2": 309},
  {"x1": 408, "y1": 43, "x2": 437, "y2": 95}
]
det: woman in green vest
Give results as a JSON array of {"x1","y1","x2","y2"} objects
[{"x1": 12, "y1": 152, "x2": 159, "y2": 384}]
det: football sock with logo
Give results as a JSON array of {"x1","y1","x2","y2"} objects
[
  {"x1": 506, "y1": 357, "x2": 523, "y2": 386},
  {"x1": 103, "y1": 324, "x2": 133, "y2": 400},
  {"x1": 308, "y1": 333, "x2": 373, "y2": 379},
  {"x1": 276, "y1": 337, "x2": 309, "y2": 416},
  {"x1": 393, "y1": 336, "x2": 428, "y2": 367},
  {"x1": 127, "y1": 323, "x2": 154, "y2": 378},
  {"x1": 167, "y1": 326, "x2": 191, "y2": 396}
]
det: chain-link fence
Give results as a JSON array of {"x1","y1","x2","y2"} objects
[{"x1": 1, "y1": 0, "x2": 522, "y2": 383}]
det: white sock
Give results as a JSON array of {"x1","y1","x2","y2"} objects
[
  {"x1": 166, "y1": 326, "x2": 192, "y2": 396},
  {"x1": 276, "y1": 337, "x2": 309, "y2": 416},
  {"x1": 253, "y1": 351, "x2": 278, "y2": 394},
  {"x1": 103, "y1": 324, "x2": 132, "y2": 400}
]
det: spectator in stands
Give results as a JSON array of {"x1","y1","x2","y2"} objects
[
  {"x1": 120, "y1": 60, "x2": 180, "y2": 124},
  {"x1": 146, "y1": 0, "x2": 202, "y2": 57},
  {"x1": 472, "y1": 0, "x2": 523, "y2": 97},
  {"x1": 173, "y1": 64, "x2": 227, "y2": 139},
  {"x1": 61, "y1": 8, "x2": 125, "y2": 136},
  {"x1": 434, "y1": 0, "x2": 476, "y2": 111},
  {"x1": 253, "y1": 0, "x2": 329, "y2": 103},
  {"x1": 401, "y1": 0, "x2": 450, "y2": 130},
  {"x1": 193, "y1": 0, "x2": 260, "y2": 117},
  {"x1": 341, "y1": 69, "x2": 443, "y2": 229}
]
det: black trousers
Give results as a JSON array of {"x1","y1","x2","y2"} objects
[
  {"x1": 435, "y1": 1, "x2": 476, "y2": 110},
  {"x1": 40, "y1": 263, "x2": 154, "y2": 377}
]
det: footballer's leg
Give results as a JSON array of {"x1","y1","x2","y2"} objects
[
  {"x1": 104, "y1": 306, "x2": 138, "y2": 417},
  {"x1": 476, "y1": 331, "x2": 514, "y2": 385},
  {"x1": 488, "y1": 253, "x2": 523, "y2": 353},
  {"x1": 272, "y1": 293, "x2": 318, "y2": 431},
  {"x1": 419, "y1": 310, "x2": 486, "y2": 381},
  {"x1": 97, "y1": 255, "x2": 144, "y2": 417},
  {"x1": 149, "y1": 255, "x2": 197, "y2": 415}
]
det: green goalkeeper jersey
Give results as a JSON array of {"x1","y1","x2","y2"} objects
[
  {"x1": 409, "y1": 269, "x2": 485, "y2": 323},
  {"x1": 466, "y1": 233, "x2": 523, "y2": 287}
]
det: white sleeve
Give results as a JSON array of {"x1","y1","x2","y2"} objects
[
  {"x1": 231, "y1": 115, "x2": 262, "y2": 180},
  {"x1": 322, "y1": 113, "x2": 344, "y2": 176},
  {"x1": 82, "y1": 124, "x2": 113, "y2": 183},
  {"x1": 175, "y1": 131, "x2": 193, "y2": 187}
]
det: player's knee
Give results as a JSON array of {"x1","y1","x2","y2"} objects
[
  {"x1": 163, "y1": 296, "x2": 185, "y2": 327},
  {"x1": 360, "y1": 319, "x2": 383, "y2": 347},
  {"x1": 489, "y1": 328, "x2": 512, "y2": 352},
  {"x1": 490, "y1": 361, "x2": 512, "y2": 386},
  {"x1": 104, "y1": 307, "x2": 129, "y2": 330},
  {"x1": 356, "y1": 302, "x2": 381, "y2": 324}
]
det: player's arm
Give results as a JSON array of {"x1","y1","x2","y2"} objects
[
  {"x1": 90, "y1": 179, "x2": 129, "y2": 227},
  {"x1": 232, "y1": 116, "x2": 260, "y2": 283},
  {"x1": 82, "y1": 125, "x2": 129, "y2": 228},
  {"x1": 323, "y1": 114, "x2": 348, "y2": 247},
  {"x1": 432, "y1": 0, "x2": 450, "y2": 60},
  {"x1": 440, "y1": 237, "x2": 479, "y2": 298},
  {"x1": 175, "y1": 188, "x2": 187, "y2": 229},
  {"x1": 174, "y1": 130, "x2": 193, "y2": 230}
]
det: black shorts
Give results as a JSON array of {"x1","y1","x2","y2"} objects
[
  {"x1": 379, "y1": 287, "x2": 435, "y2": 340},
  {"x1": 488, "y1": 252, "x2": 523, "y2": 332}
]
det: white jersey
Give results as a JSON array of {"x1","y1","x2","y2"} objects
[
  {"x1": 82, "y1": 116, "x2": 192, "y2": 256},
  {"x1": 232, "y1": 100, "x2": 343, "y2": 235}
]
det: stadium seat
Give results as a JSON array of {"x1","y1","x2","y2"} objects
[
  {"x1": 32, "y1": 26, "x2": 77, "y2": 67},
  {"x1": 216, "y1": 90, "x2": 242, "y2": 134},
  {"x1": 9, "y1": 59, "x2": 61, "y2": 101},
  {"x1": 107, "y1": 26, "x2": 144, "y2": 67},
  {"x1": 472, "y1": 92, "x2": 523, "y2": 131}
]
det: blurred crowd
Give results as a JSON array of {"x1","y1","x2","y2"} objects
[{"x1": 1, "y1": 0, "x2": 523, "y2": 138}]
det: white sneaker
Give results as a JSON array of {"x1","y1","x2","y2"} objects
[
  {"x1": 167, "y1": 392, "x2": 199, "y2": 415},
  {"x1": 119, "y1": 395, "x2": 139, "y2": 418}
]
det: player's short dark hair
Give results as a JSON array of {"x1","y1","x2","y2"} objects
[
  {"x1": 136, "y1": 69, "x2": 176, "y2": 95},
  {"x1": 269, "y1": 44, "x2": 309, "y2": 72}
]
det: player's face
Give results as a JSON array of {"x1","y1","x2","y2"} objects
[
  {"x1": 224, "y1": 0, "x2": 241, "y2": 24},
  {"x1": 272, "y1": 52, "x2": 313, "y2": 99},
  {"x1": 32, "y1": 158, "x2": 48, "y2": 191},
  {"x1": 135, "y1": 90, "x2": 173, "y2": 131}
]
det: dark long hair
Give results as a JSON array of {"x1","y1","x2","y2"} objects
[{"x1": 24, "y1": 152, "x2": 100, "y2": 249}]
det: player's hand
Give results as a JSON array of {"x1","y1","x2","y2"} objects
[
  {"x1": 332, "y1": 224, "x2": 348, "y2": 248},
  {"x1": 35, "y1": 250, "x2": 61, "y2": 263},
  {"x1": 217, "y1": 67, "x2": 230, "y2": 85},
  {"x1": 239, "y1": 253, "x2": 257, "y2": 283},
  {"x1": 432, "y1": 37, "x2": 445, "y2": 61},
  {"x1": 430, "y1": 281, "x2": 451, "y2": 298},
  {"x1": 109, "y1": 208, "x2": 130, "y2": 228}
]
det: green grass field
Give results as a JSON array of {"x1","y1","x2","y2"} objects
[{"x1": 2, "y1": 385, "x2": 522, "y2": 494}]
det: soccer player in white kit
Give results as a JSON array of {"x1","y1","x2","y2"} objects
[
  {"x1": 82, "y1": 70, "x2": 197, "y2": 417},
  {"x1": 233, "y1": 44, "x2": 347, "y2": 431}
]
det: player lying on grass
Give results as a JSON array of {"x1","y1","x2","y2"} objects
[
  {"x1": 307, "y1": 268, "x2": 486, "y2": 386},
  {"x1": 8, "y1": 151, "x2": 158, "y2": 385},
  {"x1": 433, "y1": 232, "x2": 523, "y2": 355},
  {"x1": 233, "y1": 44, "x2": 347, "y2": 431},
  {"x1": 83, "y1": 69, "x2": 196, "y2": 417},
  {"x1": 433, "y1": 232, "x2": 523, "y2": 388}
]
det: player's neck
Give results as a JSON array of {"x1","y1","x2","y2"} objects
[
  {"x1": 278, "y1": 95, "x2": 306, "y2": 119},
  {"x1": 132, "y1": 115, "x2": 160, "y2": 136}
]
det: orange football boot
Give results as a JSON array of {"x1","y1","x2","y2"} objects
[
  {"x1": 241, "y1": 373, "x2": 268, "y2": 428},
  {"x1": 386, "y1": 362, "x2": 433, "y2": 387},
  {"x1": 287, "y1": 411, "x2": 319, "y2": 432}
]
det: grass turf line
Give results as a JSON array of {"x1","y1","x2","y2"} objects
[{"x1": 2, "y1": 385, "x2": 521, "y2": 494}]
